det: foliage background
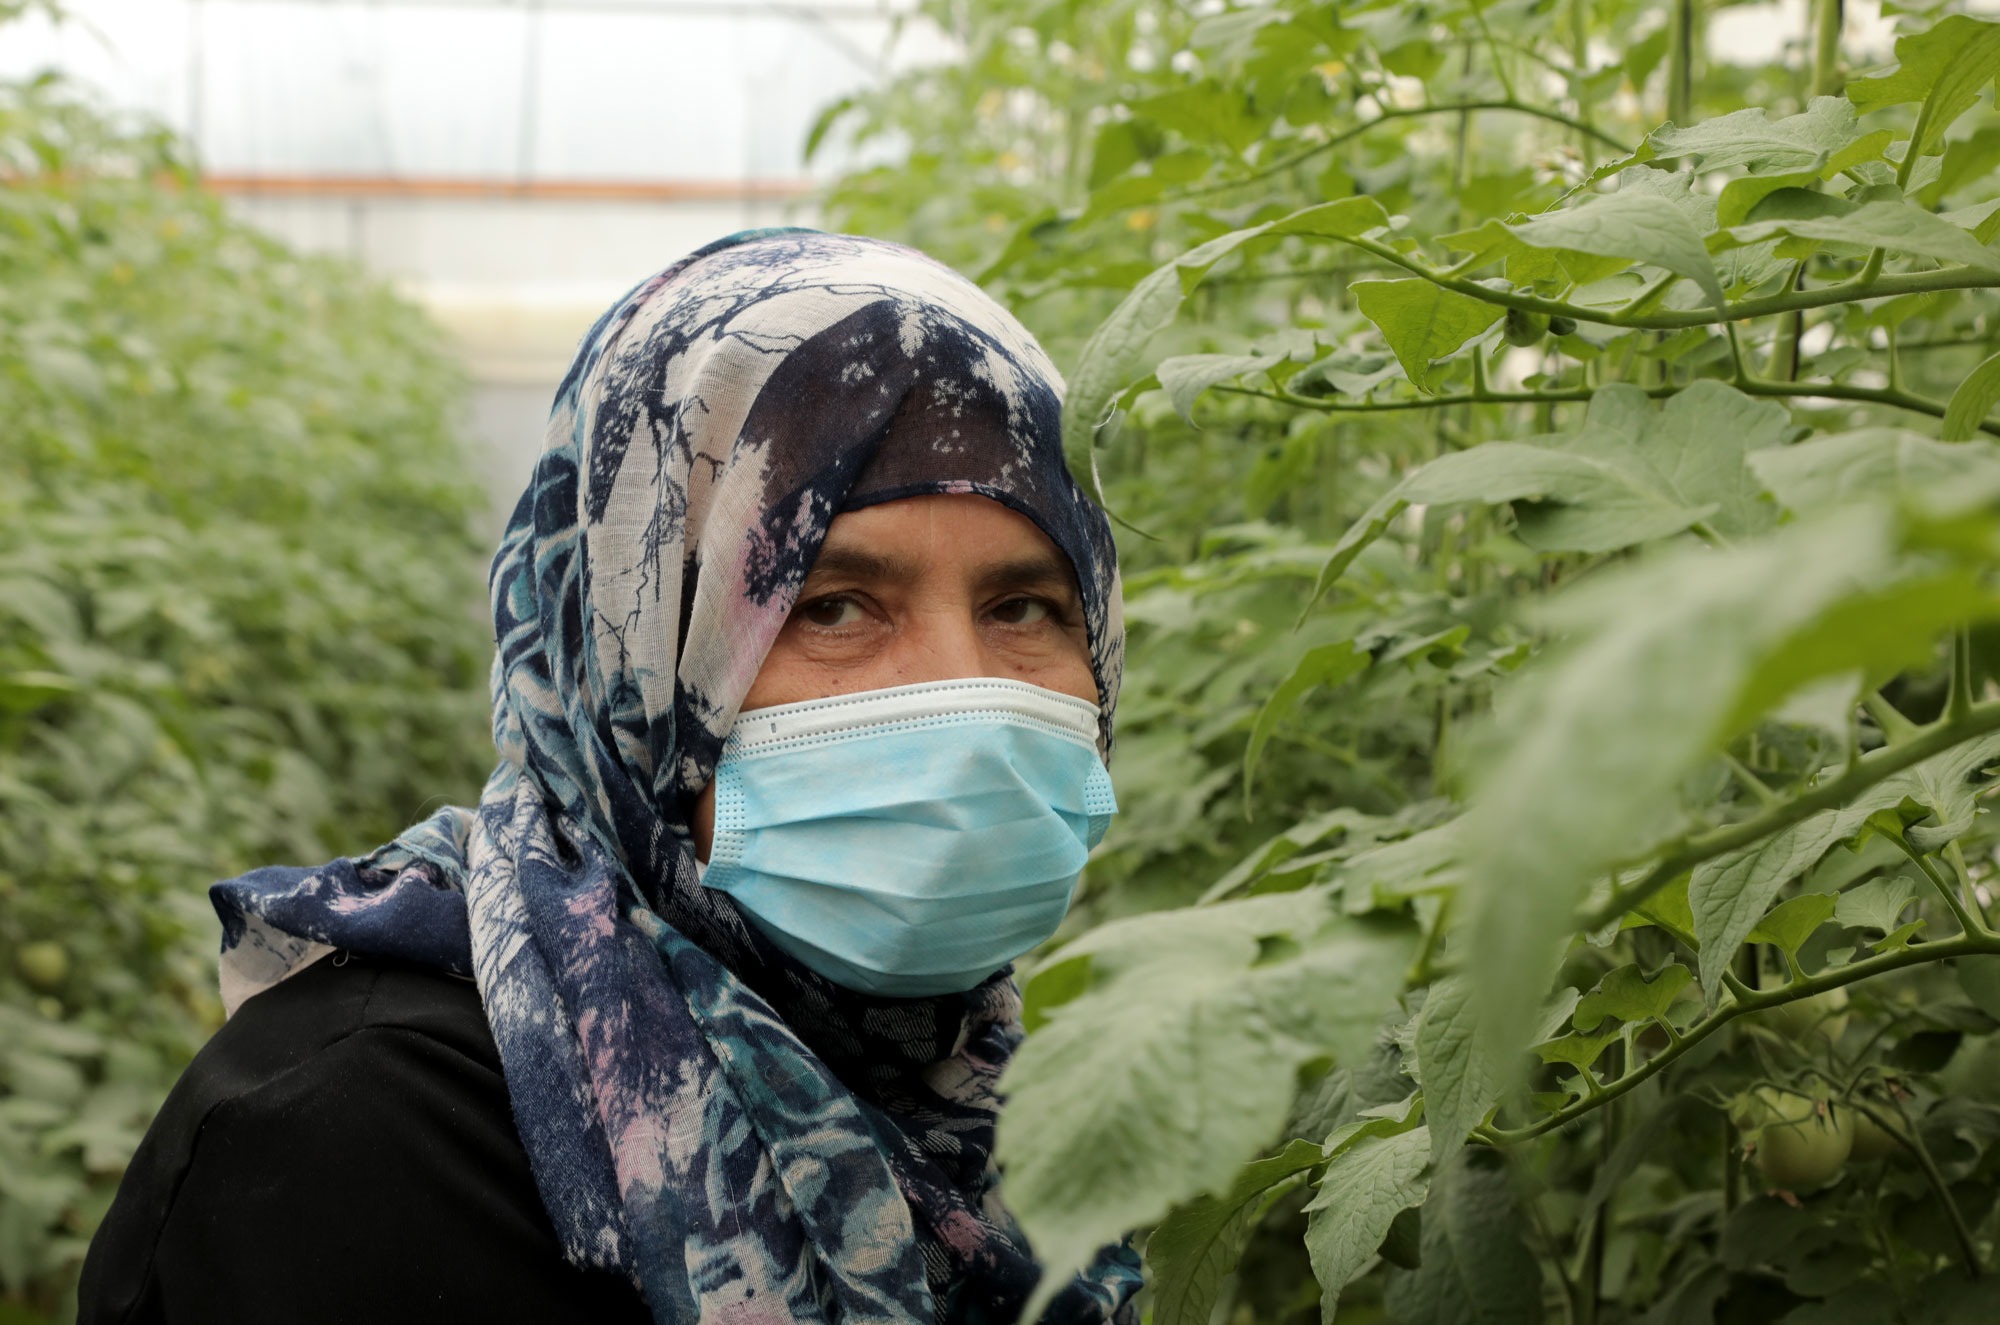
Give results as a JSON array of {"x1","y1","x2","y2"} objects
[
  {"x1": 17, "y1": 0, "x2": 2000, "y2": 1322},
  {"x1": 0, "y1": 63, "x2": 493, "y2": 1320},
  {"x1": 817, "y1": 1, "x2": 2000, "y2": 1323}
]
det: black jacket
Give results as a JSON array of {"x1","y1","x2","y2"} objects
[{"x1": 78, "y1": 954, "x2": 652, "y2": 1323}]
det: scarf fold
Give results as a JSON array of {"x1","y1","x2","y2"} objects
[{"x1": 212, "y1": 230, "x2": 1139, "y2": 1325}]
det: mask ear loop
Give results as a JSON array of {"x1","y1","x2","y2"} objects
[{"x1": 1083, "y1": 760, "x2": 1118, "y2": 848}]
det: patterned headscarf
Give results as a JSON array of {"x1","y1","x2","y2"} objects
[{"x1": 211, "y1": 231, "x2": 1138, "y2": 1325}]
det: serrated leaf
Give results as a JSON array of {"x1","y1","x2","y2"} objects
[
  {"x1": 1308, "y1": 381, "x2": 1784, "y2": 607},
  {"x1": 1334, "y1": 823, "x2": 1464, "y2": 913},
  {"x1": 1508, "y1": 191, "x2": 1726, "y2": 311},
  {"x1": 1648, "y1": 98, "x2": 1870, "y2": 174},
  {"x1": 1351, "y1": 279, "x2": 1503, "y2": 393},
  {"x1": 1848, "y1": 16, "x2": 2000, "y2": 164},
  {"x1": 1533, "y1": 1029, "x2": 1620, "y2": 1071},
  {"x1": 1148, "y1": 1138, "x2": 1329, "y2": 1325},
  {"x1": 1751, "y1": 429, "x2": 2000, "y2": 512},
  {"x1": 998, "y1": 895, "x2": 1414, "y2": 1299},
  {"x1": 1157, "y1": 351, "x2": 1285, "y2": 425},
  {"x1": 1747, "y1": 893, "x2": 1838, "y2": 956},
  {"x1": 1629, "y1": 874, "x2": 1698, "y2": 943},
  {"x1": 1200, "y1": 807, "x2": 1387, "y2": 906},
  {"x1": 1692, "y1": 733, "x2": 2000, "y2": 999},
  {"x1": 1061, "y1": 197, "x2": 1391, "y2": 486},
  {"x1": 1304, "y1": 1125, "x2": 1432, "y2": 1322},
  {"x1": 1463, "y1": 502, "x2": 1995, "y2": 1049},
  {"x1": 1574, "y1": 963, "x2": 1693, "y2": 1030},
  {"x1": 1245, "y1": 641, "x2": 1368, "y2": 812},
  {"x1": 1413, "y1": 975, "x2": 1496, "y2": 1163},
  {"x1": 1714, "y1": 200, "x2": 2000, "y2": 272},
  {"x1": 1380, "y1": 1149, "x2": 1545, "y2": 1325},
  {"x1": 1944, "y1": 352, "x2": 2000, "y2": 441},
  {"x1": 1835, "y1": 875, "x2": 1920, "y2": 934}
]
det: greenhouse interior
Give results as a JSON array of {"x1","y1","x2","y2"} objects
[{"x1": 20, "y1": 1, "x2": 2000, "y2": 1323}]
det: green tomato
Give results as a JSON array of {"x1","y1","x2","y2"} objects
[
  {"x1": 16, "y1": 941, "x2": 68, "y2": 992},
  {"x1": 1848, "y1": 1108, "x2": 1902, "y2": 1163},
  {"x1": 1761, "y1": 986, "x2": 1850, "y2": 1042},
  {"x1": 1751, "y1": 1088, "x2": 1853, "y2": 1191},
  {"x1": 1502, "y1": 309, "x2": 1550, "y2": 347},
  {"x1": 1547, "y1": 315, "x2": 1578, "y2": 337}
]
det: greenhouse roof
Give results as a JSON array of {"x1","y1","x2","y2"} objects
[{"x1": 2, "y1": 0, "x2": 931, "y2": 191}]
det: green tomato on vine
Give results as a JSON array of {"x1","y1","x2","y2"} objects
[{"x1": 1735, "y1": 1087, "x2": 1854, "y2": 1191}]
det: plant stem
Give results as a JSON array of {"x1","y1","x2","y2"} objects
[
  {"x1": 1283, "y1": 228, "x2": 2000, "y2": 331},
  {"x1": 1946, "y1": 841, "x2": 1992, "y2": 928},
  {"x1": 1481, "y1": 929, "x2": 2000, "y2": 1144},
  {"x1": 1217, "y1": 373, "x2": 2000, "y2": 437},
  {"x1": 1864, "y1": 692, "x2": 1920, "y2": 743},
  {"x1": 1891, "y1": 832, "x2": 1987, "y2": 937},
  {"x1": 1469, "y1": 0, "x2": 1520, "y2": 102},
  {"x1": 1666, "y1": 0, "x2": 1695, "y2": 126},
  {"x1": 1725, "y1": 322, "x2": 1751, "y2": 384},
  {"x1": 1723, "y1": 753, "x2": 1780, "y2": 806},
  {"x1": 1171, "y1": 101, "x2": 1630, "y2": 204},
  {"x1": 1581, "y1": 700, "x2": 2000, "y2": 928},
  {"x1": 1856, "y1": 1094, "x2": 1987, "y2": 1278},
  {"x1": 1765, "y1": 266, "x2": 1807, "y2": 382},
  {"x1": 1812, "y1": 0, "x2": 1844, "y2": 98},
  {"x1": 1950, "y1": 626, "x2": 1976, "y2": 723}
]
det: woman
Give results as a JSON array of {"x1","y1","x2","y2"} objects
[{"x1": 79, "y1": 231, "x2": 1141, "y2": 1324}]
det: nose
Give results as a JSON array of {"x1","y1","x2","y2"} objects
[{"x1": 898, "y1": 601, "x2": 994, "y2": 684}]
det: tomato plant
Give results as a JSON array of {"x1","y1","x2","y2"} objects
[
  {"x1": 823, "y1": 1, "x2": 2000, "y2": 1320},
  {"x1": 0, "y1": 64, "x2": 492, "y2": 1320}
]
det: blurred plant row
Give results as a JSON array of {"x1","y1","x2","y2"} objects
[
  {"x1": 0, "y1": 67, "x2": 493, "y2": 1319},
  {"x1": 822, "y1": 1, "x2": 2000, "y2": 1322}
]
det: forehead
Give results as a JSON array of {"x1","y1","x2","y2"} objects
[{"x1": 811, "y1": 494, "x2": 1077, "y2": 586}]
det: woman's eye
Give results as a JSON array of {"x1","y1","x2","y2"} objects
[
  {"x1": 799, "y1": 596, "x2": 865, "y2": 628},
  {"x1": 990, "y1": 597, "x2": 1052, "y2": 626}
]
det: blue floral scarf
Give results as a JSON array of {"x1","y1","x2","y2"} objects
[{"x1": 210, "y1": 231, "x2": 1139, "y2": 1324}]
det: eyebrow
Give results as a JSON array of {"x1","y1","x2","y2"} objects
[{"x1": 801, "y1": 544, "x2": 1080, "y2": 601}]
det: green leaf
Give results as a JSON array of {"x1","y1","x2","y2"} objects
[
  {"x1": 1847, "y1": 16, "x2": 2000, "y2": 165},
  {"x1": 1533, "y1": 1028, "x2": 1621, "y2": 1072},
  {"x1": 1132, "y1": 80, "x2": 1264, "y2": 154},
  {"x1": 1308, "y1": 381, "x2": 1787, "y2": 606},
  {"x1": 998, "y1": 894, "x2": 1414, "y2": 1298},
  {"x1": 1061, "y1": 197, "x2": 1391, "y2": 487},
  {"x1": 1944, "y1": 352, "x2": 2000, "y2": 441},
  {"x1": 1956, "y1": 955, "x2": 2000, "y2": 1020},
  {"x1": 1304, "y1": 1125, "x2": 1432, "y2": 1321},
  {"x1": 1747, "y1": 893, "x2": 1838, "y2": 957},
  {"x1": 1157, "y1": 351, "x2": 1285, "y2": 425},
  {"x1": 1351, "y1": 279, "x2": 1503, "y2": 394},
  {"x1": 1713, "y1": 200, "x2": 2000, "y2": 272},
  {"x1": 1334, "y1": 823, "x2": 1465, "y2": 913},
  {"x1": 1201, "y1": 807, "x2": 1387, "y2": 906},
  {"x1": 1751, "y1": 430, "x2": 2000, "y2": 512},
  {"x1": 1834, "y1": 875, "x2": 1920, "y2": 934},
  {"x1": 1631, "y1": 875, "x2": 1698, "y2": 943},
  {"x1": 1245, "y1": 641, "x2": 1369, "y2": 813},
  {"x1": 1691, "y1": 734, "x2": 2000, "y2": 999},
  {"x1": 1508, "y1": 190, "x2": 1727, "y2": 311},
  {"x1": 1148, "y1": 1139, "x2": 1329, "y2": 1325},
  {"x1": 1574, "y1": 963, "x2": 1694, "y2": 1031},
  {"x1": 1647, "y1": 97, "x2": 1873, "y2": 174},
  {"x1": 1412, "y1": 975, "x2": 1496, "y2": 1163},
  {"x1": 1461, "y1": 503, "x2": 1989, "y2": 1048},
  {"x1": 1380, "y1": 1149, "x2": 1546, "y2": 1325}
]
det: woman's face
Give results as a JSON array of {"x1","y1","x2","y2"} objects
[{"x1": 691, "y1": 492, "x2": 1097, "y2": 861}]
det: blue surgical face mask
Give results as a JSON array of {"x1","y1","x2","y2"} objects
[{"x1": 698, "y1": 678, "x2": 1117, "y2": 997}]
